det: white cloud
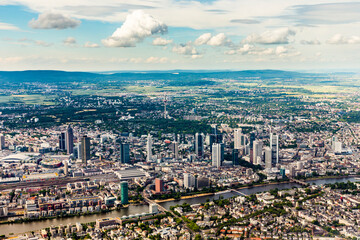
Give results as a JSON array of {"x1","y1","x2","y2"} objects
[
  {"x1": 102, "y1": 10, "x2": 167, "y2": 47},
  {"x1": 243, "y1": 28, "x2": 296, "y2": 44},
  {"x1": 194, "y1": 33, "x2": 212, "y2": 45},
  {"x1": 225, "y1": 44, "x2": 300, "y2": 57},
  {"x1": 63, "y1": 37, "x2": 76, "y2": 46},
  {"x1": 194, "y1": 33, "x2": 231, "y2": 46},
  {"x1": 35, "y1": 40, "x2": 52, "y2": 47},
  {"x1": 300, "y1": 39, "x2": 321, "y2": 45},
  {"x1": 84, "y1": 42, "x2": 100, "y2": 48},
  {"x1": 327, "y1": 34, "x2": 360, "y2": 44},
  {"x1": 172, "y1": 42, "x2": 200, "y2": 58},
  {"x1": 145, "y1": 56, "x2": 169, "y2": 63},
  {"x1": 29, "y1": 12, "x2": 80, "y2": 29},
  {"x1": 152, "y1": 37, "x2": 173, "y2": 46},
  {"x1": 0, "y1": 22, "x2": 20, "y2": 31}
]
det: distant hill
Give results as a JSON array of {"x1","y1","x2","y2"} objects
[{"x1": 0, "y1": 69, "x2": 331, "y2": 86}]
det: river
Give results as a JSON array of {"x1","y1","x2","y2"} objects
[{"x1": 0, "y1": 176, "x2": 357, "y2": 236}]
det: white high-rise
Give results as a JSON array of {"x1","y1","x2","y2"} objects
[
  {"x1": 253, "y1": 140, "x2": 263, "y2": 165},
  {"x1": 183, "y1": 173, "x2": 195, "y2": 189},
  {"x1": 270, "y1": 133, "x2": 279, "y2": 166},
  {"x1": 146, "y1": 134, "x2": 152, "y2": 162},
  {"x1": 264, "y1": 147, "x2": 272, "y2": 169},
  {"x1": 212, "y1": 143, "x2": 224, "y2": 168},
  {"x1": 234, "y1": 128, "x2": 242, "y2": 149}
]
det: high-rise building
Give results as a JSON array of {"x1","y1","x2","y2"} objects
[
  {"x1": 155, "y1": 178, "x2": 164, "y2": 193},
  {"x1": 232, "y1": 149, "x2": 239, "y2": 165},
  {"x1": 270, "y1": 133, "x2": 279, "y2": 166},
  {"x1": 253, "y1": 140, "x2": 263, "y2": 165},
  {"x1": 196, "y1": 176, "x2": 209, "y2": 189},
  {"x1": 120, "y1": 143, "x2": 130, "y2": 164},
  {"x1": 264, "y1": 147, "x2": 272, "y2": 169},
  {"x1": 241, "y1": 135, "x2": 247, "y2": 146},
  {"x1": 59, "y1": 133, "x2": 66, "y2": 151},
  {"x1": 66, "y1": 125, "x2": 74, "y2": 154},
  {"x1": 64, "y1": 161, "x2": 68, "y2": 176},
  {"x1": 0, "y1": 135, "x2": 5, "y2": 150},
  {"x1": 173, "y1": 141, "x2": 179, "y2": 159},
  {"x1": 280, "y1": 168, "x2": 286, "y2": 178},
  {"x1": 81, "y1": 136, "x2": 90, "y2": 165},
  {"x1": 234, "y1": 128, "x2": 242, "y2": 150},
  {"x1": 183, "y1": 173, "x2": 195, "y2": 189},
  {"x1": 195, "y1": 133, "x2": 203, "y2": 158},
  {"x1": 212, "y1": 143, "x2": 224, "y2": 168},
  {"x1": 75, "y1": 143, "x2": 82, "y2": 160},
  {"x1": 120, "y1": 181, "x2": 128, "y2": 204},
  {"x1": 331, "y1": 136, "x2": 338, "y2": 150},
  {"x1": 249, "y1": 132, "x2": 256, "y2": 149},
  {"x1": 146, "y1": 134, "x2": 152, "y2": 162}
]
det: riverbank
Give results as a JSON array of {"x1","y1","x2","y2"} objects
[
  {"x1": 155, "y1": 175, "x2": 359, "y2": 203},
  {"x1": 302, "y1": 175, "x2": 360, "y2": 182},
  {"x1": 0, "y1": 205, "x2": 129, "y2": 225},
  {"x1": 154, "y1": 192, "x2": 215, "y2": 203}
]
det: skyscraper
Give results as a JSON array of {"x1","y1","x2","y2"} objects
[
  {"x1": 195, "y1": 133, "x2": 203, "y2": 158},
  {"x1": 146, "y1": 134, "x2": 152, "y2": 162},
  {"x1": 75, "y1": 143, "x2": 82, "y2": 160},
  {"x1": 81, "y1": 135, "x2": 90, "y2": 165},
  {"x1": 120, "y1": 181, "x2": 128, "y2": 204},
  {"x1": 234, "y1": 128, "x2": 242, "y2": 150},
  {"x1": 0, "y1": 135, "x2": 5, "y2": 150},
  {"x1": 155, "y1": 178, "x2": 164, "y2": 193},
  {"x1": 232, "y1": 149, "x2": 239, "y2": 165},
  {"x1": 183, "y1": 173, "x2": 195, "y2": 189},
  {"x1": 59, "y1": 133, "x2": 66, "y2": 151},
  {"x1": 173, "y1": 141, "x2": 179, "y2": 159},
  {"x1": 270, "y1": 133, "x2": 279, "y2": 166},
  {"x1": 265, "y1": 147, "x2": 272, "y2": 169},
  {"x1": 212, "y1": 143, "x2": 224, "y2": 168},
  {"x1": 66, "y1": 125, "x2": 74, "y2": 154},
  {"x1": 120, "y1": 143, "x2": 130, "y2": 164},
  {"x1": 253, "y1": 140, "x2": 263, "y2": 165}
]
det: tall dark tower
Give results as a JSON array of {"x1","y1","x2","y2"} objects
[
  {"x1": 66, "y1": 125, "x2": 74, "y2": 154},
  {"x1": 59, "y1": 133, "x2": 66, "y2": 151},
  {"x1": 195, "y1": 133, "x2": 203, "y2": 158},
  {"x1": 120, "y1": 143, "x2": 130, "y2": 164},
  {"x1": 81, "y1": 136, "x2": 90, "y2": 165}
]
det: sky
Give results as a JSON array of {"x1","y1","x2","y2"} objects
[{"x1": 0, "y1": 0, "x2": 360, "y2": 71}]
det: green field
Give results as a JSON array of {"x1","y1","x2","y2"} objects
[{"x1": 0, "y1": 95, "x2": 56, "y2": 105}]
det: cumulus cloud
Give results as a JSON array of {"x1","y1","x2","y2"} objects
[
  {"x1": 84, "y1": 42, "x2": 100, "y2": 48},
  {"x1": 102, "y1": 10, "x2": 167, "y2": 47},
  {"x1": 29, "y1": 12, "x2": 80, "y2": 29},
  {"x1": 63, "y1": 37, "x2": 76, "y2": 46},
  {"x1": 194, "y1": 33, "x2": 232, "y2": 46},
  {"x1": 152, "y1": 37, "x2": 173, "y2": 46},
  {"x1": 194, "y1": 33, "x2": 212, "y2": 45},
  {"x1": 243, "y1": 28, "x2": 296, "y2": 44},
  {"x1": 225, "y1": 44, "x2": 300, "y2": 57},
  {"x1": 0, "y1": 22, "x2": 20, "y2": 31},
  {"x1": 300, "y1": 39, "x2": 321, "y2": 45},
  {"x1": 172, "y1": 43, "x2": 198, "y2": 55},
  {"x1": 327, "y1": 34, "x2": 360, "y2": 44}
]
